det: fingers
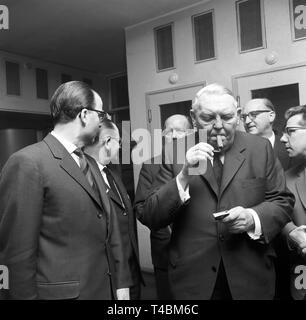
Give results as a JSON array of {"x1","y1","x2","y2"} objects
[{"x1": 186, "y1": 143, "x2": 214, "y2": 167}]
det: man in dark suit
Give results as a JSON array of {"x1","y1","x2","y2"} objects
[
  {"x1": 242, "y1": 98, "x2": 290, "y2": 169},
  {"x1": 280, "y1": 105, "x2": 306, "y2": 299},
  {"x1": 0, "y1": 81, "x2": 131, "y2": 300},
  {"x1": 139, "y1": 83, "x2": 294, "y2": 300},
  {"x1": 135, "y1": 114, "x2": 192, "y2": 300},
  {"x1": 85, "y1": 119, "x2": 143, "y2": 300},
  {"x1": 242, "y1": 98, "x2": 292, "y2": 299}
]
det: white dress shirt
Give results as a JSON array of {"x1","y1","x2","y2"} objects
[
  {"x1": 50, "y1": 131, "x2": 80, "y2": 166},
  {"x1": 267, "y1": 131, "x2": 275, "y2": 148},
  {"x1": 176, "y1": 153, "x2": 262, "y2": 240}
]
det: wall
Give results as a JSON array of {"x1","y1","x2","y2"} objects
[
  {"x1": 126, "y1": 0, "x2": 306, "y2": 270},
  {"x1": 0, "y1": 50, "x2": 108, "y2": 114}
]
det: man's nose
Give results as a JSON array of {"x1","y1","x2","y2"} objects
[
  {"x1": 214, "y1": 116, "x2": 223, "y2": 129},
  {"x1": 280, "y1": 133, "x2": 287, "y2": 143},
  {"x1": 245, "y1": 115, "x2": 252, "y2": 124}
]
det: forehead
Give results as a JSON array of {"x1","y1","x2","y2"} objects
[
  {"x1": 167, "y1": 117, "x2": 188, "y2": 129},
  {"x1": 286, "y1": 114, "x2": 305, "y2": 126},
  {"x1": 244, "y1": 100, "x2": 266, "y2": 111},
  {"x1": 196, "y1": 94, "x2": 236, "y2": 114},
  {"x1": 93, "y1": 91, "x2": 103, "y2": 111}
]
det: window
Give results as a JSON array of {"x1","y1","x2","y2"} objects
[
  {"x1": 192, "y1": 10, "x2": 216, "y2": 62},
  {"x1": 236, "y1": 0, "x2": 266, "y2": 52},
  {"x1": 154, "y1": 23, "x2": 175, "y2": 71},
  {"x1": 36, "y1": 68, "x2": 48, "y2": 99},
  {"x1": 5, "y1": 61, "x2": 21, "y2": 95},
  {"x1": 110, "y1": 74, "x2": 129, "y2": 109},
  {"x1": 289, "y1": 0, "x2": 306, "y2": 41},
  {"x1": 61, "y1": 73, "x2": 72, "y2": 84}
]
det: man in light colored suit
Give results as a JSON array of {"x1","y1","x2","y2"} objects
[
  {"x1": 0, "y1": 81, "x2": 131, "y2": 300},
  {"x1": 139, "y1": 83, "x2": 294, "y2": 300},
  {"x1": 280, "y1": 105, "x2": 306, "y2": 300},
  {"x1": 85, "y1": 119, "x2": 143, "y2": 300}
]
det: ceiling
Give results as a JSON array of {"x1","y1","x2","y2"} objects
[{"x1": 0, "y1": 0, "x2": 205, "y2": 75}]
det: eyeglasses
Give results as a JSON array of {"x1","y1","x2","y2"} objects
[
  {"x1": 282, "y1": 126, "x2": 306, "y2": 137},
  {"x1": 240, "y1": 110, "x2": 271, "y2": 122},
  {"x1": 89, "y1": 109, "x2": 107, "y2": 121},
  {"x1": 162, "y1": 128, "x2": 187, "y2": 138},
  {"x1": 199, "y1": 113, "x2": 237, "y2": 126}
]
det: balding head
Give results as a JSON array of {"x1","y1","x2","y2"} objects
[{"x1": 163, "y1": 114, "x2": 192, "y2": 140}]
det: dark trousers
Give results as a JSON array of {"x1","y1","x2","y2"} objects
[
  {"x1": 154, "y1": 267, "x2": 173, "y2": 300},
  {"x1": 211, "y1": 259, "x2": 232, "y2": 300}
]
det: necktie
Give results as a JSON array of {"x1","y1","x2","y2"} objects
[
  {"x1": 74, "y1": 148, "x2": 98, "y2": 194},
  {"x1": 103, "y1": 167, "x2": 124, "y2": 207},
  {"x1": 213, "y1": 152, "x2": 223, "y2": 188}
]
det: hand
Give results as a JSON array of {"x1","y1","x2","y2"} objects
[
  {"x1": 222, "y1": 206, "x2": 255, "y2": 234},
  {"x1": 116, "y1": 288, "x2": 130, "y2": 300},
  {"x1": 289, "y1": 226, "x2": 306, "y2": 259}
]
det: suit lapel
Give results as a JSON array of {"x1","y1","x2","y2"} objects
[
  {"x1": 220, "y1": 133, "x2": 246, "y2": 197},
  {"x1": 44, "y1": 134, "x2": 103, "y2": 209},
  {"x1": 109, "y1": 171, "x2": 127, "y2": 210},
  {"x1": 200, "y1": 161, "x2": 219, "y2": 197},
  {"x1": 296, "y1": 167, "x2": 306, "y2": 210}
]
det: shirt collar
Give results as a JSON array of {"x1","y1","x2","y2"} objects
[
  {"x1": 267, "y1": 131, "x2": 275, "y2": 148},
  {"x1": 50, "y1": 131, "x2": 78, "y2": 155}
]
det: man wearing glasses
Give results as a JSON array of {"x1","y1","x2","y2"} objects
[
  {"x1": 139, "y1": 83, "x2": 294, "y2": 300},
  {"x1": 280, "y1": 105, "x2": 306, "y2": 300},
  {"x1": 242, "y1": 98, "x2": 292, "y2": 300},
  {"x1": 242, "y1": 98, "x2": 290, "y2": 170},
  {"x1": 0, "y1": 81, "x2": 131, "y2": 300},
  {"x1": 85, "y1": 119, "x2": 143, "y2": 300}
]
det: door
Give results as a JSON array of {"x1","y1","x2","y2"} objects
[{"x1": 146, "y1": 82, "x2": 205, "y2": 158}]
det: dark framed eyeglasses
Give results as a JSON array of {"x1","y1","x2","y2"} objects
[
  {"x1": 89, "y1": 109, "x2": 107, "y2": 121},
  {"x1": 282, "y1": 126, "x2": 306, "y2": 137},
  {"x1": 240, "y1": 110, "x2": 271, "y2": 122}
]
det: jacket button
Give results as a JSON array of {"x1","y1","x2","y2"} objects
[
  {"x1": 219, "y1": 234, "x2": 225, "y2": 241},
  {"x1": 212, "y1": 266, "x2": 217, "y2": 272},
  {"x1": 97, "y1": 213, "x2": 103, "y2": 219},
  {"x1": 107, "y1": 270, "x2": 111, "y2": 276},
  {"x1": 123, "y1": 212, "x2": 127, "y2": 216}
]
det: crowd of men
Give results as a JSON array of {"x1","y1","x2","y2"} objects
[{"x1": 0, "y1": 81, "x2": 306, "y2": 300}]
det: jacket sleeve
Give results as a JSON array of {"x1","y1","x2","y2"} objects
[
  {"x1": 0, "y1": 152, "x2": 43, "y2": 299},
  {"x1": 134, "y1": 163, "x2": 183, "y2": 230},
  {"x1": 251, "y1": 141, "x2": 295, "y2": 243}
]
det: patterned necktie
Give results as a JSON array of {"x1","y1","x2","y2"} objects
[
  {"x1": 74, "y1": 148, "x2": 98, "y2": 193},
  {"x1": 213, "y1": 152, "x2": 223, "y2": 188},
  {"x1": 103, "y1": 166, "x2": 124, "y2": 206}
]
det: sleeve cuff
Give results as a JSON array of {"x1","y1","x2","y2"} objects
[
  {"x1": 176, "y1": 176, "x2": 190, "y2": 203},
  {"x1": 247, "y1": 208, "x2": 262, "y2": 240}
]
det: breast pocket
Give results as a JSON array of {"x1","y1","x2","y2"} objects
[{"x1": 240, "y1": 178, "x2": 266, "y2": 189}]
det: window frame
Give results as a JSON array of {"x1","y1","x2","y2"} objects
[
  {"x1": 289, "y1": 0, "x2": 306, "y2": 42},
  {"x1": 192, "y1": 9, "x2": 217, "y2": 64},
  {"x1": 236, "y1": 0, "x2": 267, "y2": 54},
  {"x1": 154, "y1": 22, "x2": 176, "y2": 72},
  {"x1": 4, "y1": 59, "x2": 22, "y2": 97}
]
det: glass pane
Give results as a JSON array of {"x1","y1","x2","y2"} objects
[
  {"x1": 36, "y1": 68, "x2": 49, "y2": 99},
  {"x1": 194, "y1": 12, "x2": 215, "y2": 61},
  {"x1": 155, "y1": 24, "x2": 174, "y2": 70},
  {"x1": 6, "y1": 61, "x2": 20, "y2": 95}
]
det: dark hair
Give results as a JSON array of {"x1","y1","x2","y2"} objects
[
  {"x1": 285, "y1": 105, "x2": 306, "y2": 124},
  {"x1": 50, "y1": 81, "x2": 95, "y2": 124},
  {"x1": 261, "y1": 98, "x2": 275, "y2": 112}
]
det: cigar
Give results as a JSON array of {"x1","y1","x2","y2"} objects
[{"x1": 214, "y1": 135, "x2": 223, "y2": 153}]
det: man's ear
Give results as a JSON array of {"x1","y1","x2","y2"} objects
[
  {"x1": 236, "y1": 108, "x2": 242, "y2": 125},
  {"x1": 79, "y1": 109, "x2": 88, "y2": 126},
  {"x1": 190, "y1": 109, "x2": 196, "y2": 128},
  {"x1": 269, "y1": 111, "x2": 276, "y2": 124}
]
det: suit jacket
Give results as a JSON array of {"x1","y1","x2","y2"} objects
[
  {"x1": 104, "y1": 167, "x2": 143, "y2": 286},
  {"x1": 274, "y1": 133, "x2": 291, "y2": 170},
  {"x1": 134, "y1": 162, "x2": 171, "y2": 269},
  {"x1": 0, "y1": 134, "x2": 131, "y2": 300},
  {"x1": 284, "y1": 162, "x2": 306, "y2": 299},
  {"x1": 140, "y1": 131, "x2": 294, "y2": 300}
]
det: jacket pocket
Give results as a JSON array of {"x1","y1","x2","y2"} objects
[{"x1": 37, "y1": 280, "x2": 80, "y2": 300}]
